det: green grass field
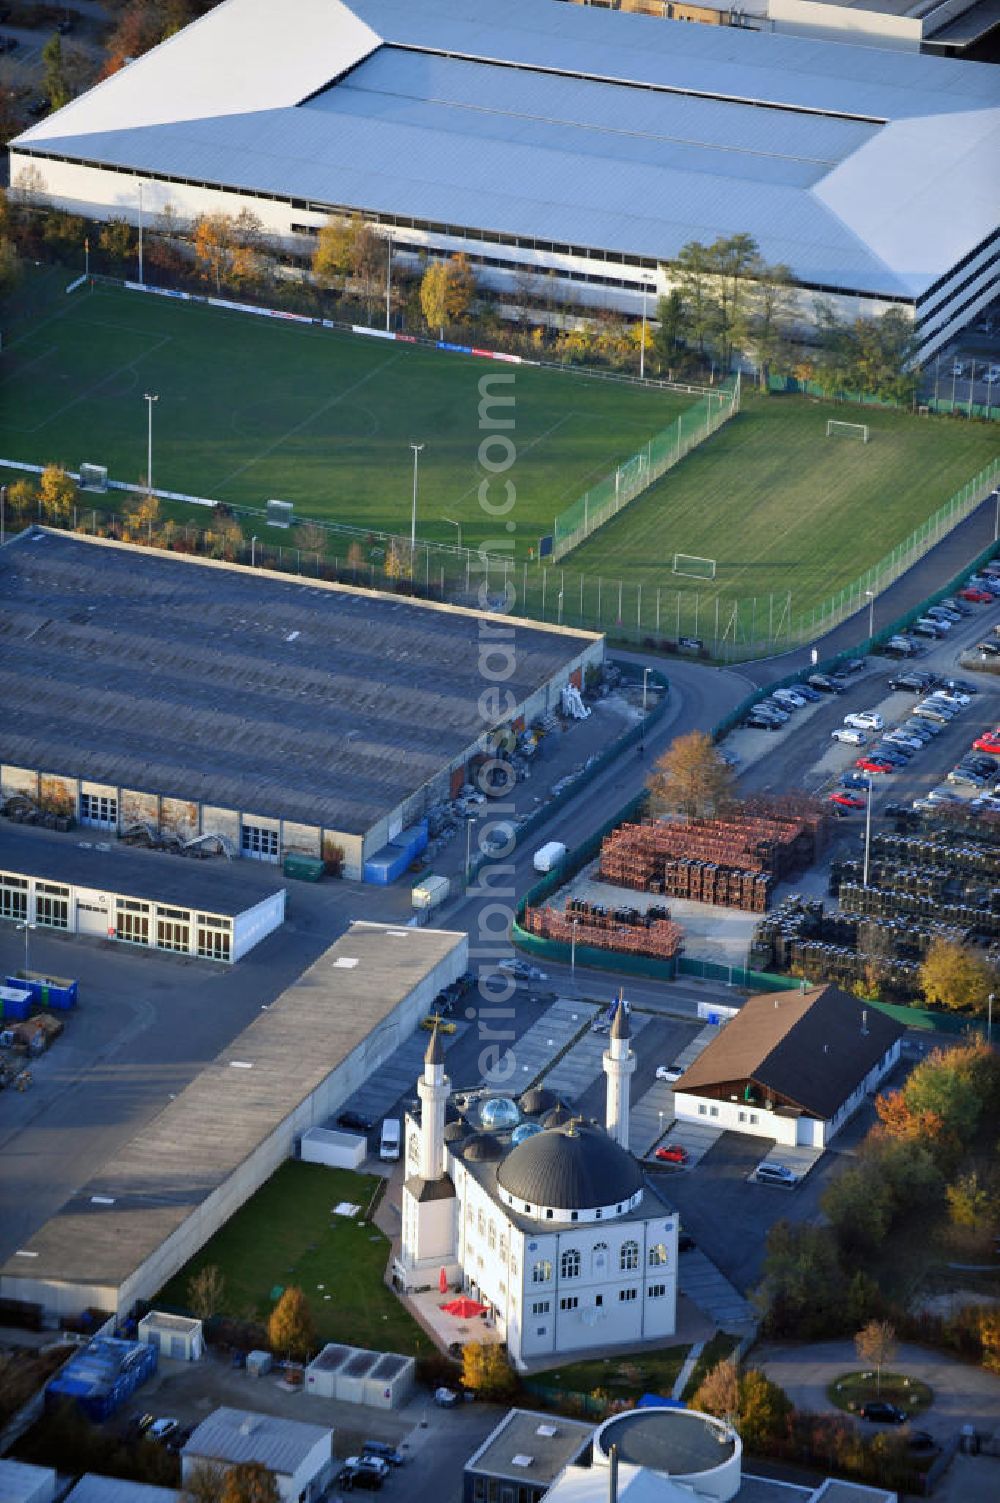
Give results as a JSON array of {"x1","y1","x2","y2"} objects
[
  {"x1": 156, "y1": 1162, "x2": 432, "y2": 1356},
  {"x1": 568, "y1": 393, "x2": 999, "y2": 614},
  {"x1": 2, "y1": 270, "x2": 996, "y2": 642},
  {"x1": 0, "y1": 275, "x2": 688, "y2": 556}
]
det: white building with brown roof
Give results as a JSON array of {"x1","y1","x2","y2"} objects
[{"x1": 672, "y1": 984, "x2": 904, "y2": 1149}]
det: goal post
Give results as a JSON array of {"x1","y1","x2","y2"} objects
[
  {"x1": 673, "y1": 553, "x2": 717, "y2": 580},
  {"x1": 827, "y1": 420, "x2": 870, "y2": 443}
]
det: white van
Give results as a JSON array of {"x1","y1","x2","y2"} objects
[
  {"x1": 533, "y1": 841, "x2": 567, "y2": 873},
  {"x1": 379, "y1": 1119, "x2": 401, "y2": 1161}
]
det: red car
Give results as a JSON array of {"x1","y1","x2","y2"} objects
[
  {"x1": 973, "y1": 733, "x2": 1000, "y2": 754},
  {"x1": 960, "y1": 588, "x2": 994, "y2": 603},
  {"x1": 829, "y1": 790, "x2": 865, "y2": 809},
  {"x1": 655, "y1": 1144, "x2": 689, "y2": 1165},
  {"x1": 856, "y1": 756, "x2": 894, "y2": 774}
]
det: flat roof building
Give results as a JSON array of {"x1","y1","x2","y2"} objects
[
  {"x1": 10, "y1": 0, "x2": 999, "y2": 357},
  {"x1": 0, "y1": 529, "x2": 601, "y2": 880},
  {"x1": 463, "y1": 1409, "x2": 594, "y2": 1503},
  {"x1": 0, "y1": 826, "x2": 285, "y2": 963},
  {"x1": 0, "y1": 921, "x2": 466, "y2": 1318}
]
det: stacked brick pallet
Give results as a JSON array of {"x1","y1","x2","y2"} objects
[
  {"x1": 599, "y1": 803, "x2": 824, "y2": 912},
  {"x1": 523, "y1": 899, "x2": 684, "y2": 961}
]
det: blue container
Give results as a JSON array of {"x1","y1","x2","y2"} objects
[
  {"x1": 0, "y1": 988, "x2": 31, "y2": 1022},
  {"x1": 6, "y1": 972, "x2": 78, "y2": 1010},
  {"x1": 46, "y1": 1337, "x2": 157, "y2": 1421}
]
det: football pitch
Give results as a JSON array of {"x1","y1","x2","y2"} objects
[
  {"x1": 1, "y1": 272, "x2": 996, "y2": 634},
  {"x1": 0, "y1": 276, "x2": 690, "y2": 556}
]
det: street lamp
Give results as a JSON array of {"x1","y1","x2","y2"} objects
[
  {"x1": 465, "y1": 816, "x2": 476, "y2": 888},
  {"x1": 16, "y1": 920, "x2": 35, "y2": 976},
  {"x1": 865, "y1": 589, "x2": 875, "y2": 641},
  {"x1": 143, "y1": 392, "x2": 158, "y2": 494},
  {"x1": 557, "y1": 590, "x2": 564, "y2": 625},
  {"x1": 570, "y1": 918, "x2": 578, "y2": 980},
  {"x1": 1, "y1": 484, "x2": 6, "y2": 548},
  {"x1": 251, "y1": 535, "x2": 258, "y2": 568},
  {"x1": 863, "y1": 773, "x2": 874, "y2": 888},
  {"x1": 442, "y1": 516, "x2": 462, "y2": 550},
  {"x1": 385, "y1": 233, "x2": 392, "y2": 333},
  {"x1": 988, "y1": 992, "x2": 994, "y2": 1048},
  {"x1": 409, "y1": 442, "x2": 424, "y2": 551},
  {"x1": 639, "y1": 287, "x2": 648, "y2": 382}
]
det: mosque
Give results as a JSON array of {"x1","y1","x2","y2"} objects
[{"x1": 398, "y1": 1002, "x2": 678, "y2": 1370}]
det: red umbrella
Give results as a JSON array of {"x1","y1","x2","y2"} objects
[
  {"x1": 439, "y1": 1267, "x2": 448, "y2": 1295},
  {"x1": 441, "y1": 1295, "x2": 488, "y2": 1319}
]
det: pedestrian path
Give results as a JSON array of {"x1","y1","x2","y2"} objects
[
  {"x1": 671, "y1": 1340, "x2": 705, "y2": 1401},
  {"x1": 540, "y1": 1010, "x2": 650, "y2": 1101},
  {"x1": 510, "y1": 997, "x2": 599, "y2": 1092},
  {"x1": 679, "y1": 1250, "x2": 757, "y2": 1334}
]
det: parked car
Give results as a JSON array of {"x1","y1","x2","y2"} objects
[
  {"x1": 888, "y1": 672, "x2": 931, "y2": 692},
  {"x1": 656, "y1": 1065, "x2": 683, "y2": 1083},
  {"x1": 911, "y1": 620, "x2": 944, "y2": 638},
  {"x1": 743, "y1": 714, "x2": 781, "y2": 732},
  {"x1": 869, "y1": 745, "x2": 910, "y2": 765},
  {"x1": 940, "y1": 677, "x2": 978, "y2": 695},
  {"x1": 654, "y1": 1144, "x2": 689, "y2": 1164},
  {"x1": 906, "y1": 1430, "x2": 938, "y2": 1452},
  {"x1": 973, "y1": 732, "x2": 1000, "y2": 754},
  {"x1": 860, "y1": 1402, "x2": 907, "y2": 1424},
  {"x1": 793, "y1": 682, "x2": 822, "y2": 702},
  {"x1": 844, "y1": 711, "x2": 884, "y2": 731},
  {"x1": 772, "y1": 688, "x2": 806, "y2": 709},
  {"x1": 883, "y1": 732, "x2": 923, "y2": 752},
  {"x1": 978, "y1": 641, "x2": 1000, "y2": 656},
  {"x1": 755, "y1": 1162, "x2": 797, "y2": 1186},
  {"x1": 901, "y1": 719, "x2": 936, "y2": 740},
  {"x1": 346, "y1": 1456, "x2": 390, "y2": 1479},
  {"x1": 337, "y1": 1110, "x2": 374, "y2": 1133},
  {"x1": 927, "y1": 605, "x2": 960, "y2": 624},
  {"x1": 832, "y1": 728, "x2": 867, "y2": 746},
  {"x1": 807, "y1": 673, "x2": 839, "y2": 691},
  {"x1": 856, "y1": 757, "x2": 895, "y2": 774},
  {"x1": 947, "y1": 767, "x2": 987, "y2": 788},
  {"x1": 435, "y1": 1387, "x2": 461, "y2": 1407},
  {"x1": 829, "y1": 791, "x2": 865, "y2": 809},
  {"x1": 912, "y1": 702, "x2": 955, "y2": 724},
  {"x1": 960, "y1": 587, "x2": 994, "y2": 603},
  {"x1": 146, "y1": 1418, "x2": 179, "y2": 1443},
  {"x1": 362, "y1": 1442, "x2": 406, "y2": 1466},
  {"x1": 839, "y1": 771, "x2": 871, "y2": 790}
]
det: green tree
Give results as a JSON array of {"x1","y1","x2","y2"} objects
[
  {"x1": 739, "y1": 1368, "x2": 793, "y2": 1450},
  {"x1": 0, "y1": 233, "x2": 19, "y2": 296},
  {"x1": 672, "y1": 239, "x2": 715, "y2": 356},
  {"x1": 42, "y1": 34, "x2": 69, "y2": 112},
  {"x1": 709, "y1": 232, "x2": 759, "y2": 371},
  {"x1": 749, "y1": 261, "x2": 795, "y2": 387},
  {"x1": 419, "y1": 255, "x2": 476, "y2": 338},
  {"x1": 266, "y1": 1286, "x2": 315, "y2": 1363},
  {"x1": 920, "y1": 937, "x2": 995, "y2": 1015},
  {"x1": 902, "y1": 1041, "x2": 997, "y2": 1144},
  {"x1": 646, "y1": 730, "x2": 737, "y2": 819},
  {"x1": 946, "y1": 1171, "x2": 999, "y2": 1234},
  {"x1": 98, "y1": 216, "x2": 134, "y2": 264},
  {"x1": 652, "y1": 288, "x2": 687, "y2": 369},
  {"x1": 754, "y1": 1220, "x2": 845, "y2": 1339},
  {"x1": 854, "y1": 1319, "x2": 897, "y2": 1396},
  {"x1": 821, "y1": 1163, "x2": 892, "y2": 1258}
]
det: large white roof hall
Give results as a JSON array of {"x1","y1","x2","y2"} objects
[{"x1": 11, "y1": 0, "x2": 999, "y2": 319}]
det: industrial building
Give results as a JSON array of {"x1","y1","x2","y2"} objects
[
  {"x1": 0, "y1": 827, "x2": 285, "y2": 963},
  {"x1": 181, "y1": 1408, "x2": 334, "y2": 1503},
  {"x1": 0, "y1": 921, "x2": 466, "y2": 1319},
  {"x1": 304, "y1": 1343, "x2": 415, "y2": 1408},
  {"x1": 463, "y1": 1410, "x2": 595, "y2": 1503},
  {"x1": 9, "y1": 0, "x2": 1000, "y2": 359},
  {"x1": 0, "y1": 530, "x2": 601, "y2": 881},
  {"x1": 672, "y1": 984, "x2": 904, "y2": 1148}
]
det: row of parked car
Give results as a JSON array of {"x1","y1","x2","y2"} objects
[
  {"x1": 882, "y1": 570, "x2": 1000, "y2": 660},
  {"x1": 741, "y1": 661, "x2": 867, "y2": 731},
  {"x1": 828, "y1": 677, "x2": 984, "y2": 804}
]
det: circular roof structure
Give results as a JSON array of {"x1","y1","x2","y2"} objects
[
  {"x1": 497, "y1": 1121, "x2": 642, "y2": 1210},
  {"x1": 480, "y1": 1096, "x2": 520, "y2": 1131},
  {"x1": 519, "y1": 1086, "x2": 557, "y2": 1116},
  {"x1": 540, "y1": 1101, "x2": 573, "y2": 1129},
  {"x1": 443, "y1": 1120, "x2": 466, "y2": 1143},
  {"x1": 511, "y1": 1122, "x2": 544, "y2": 1145},
  {"x1": 463, "y1": 1132, "x2": 503, "y2": 1162},
  {"x1": 594, "y1": 1409, "x2": 740, "y2": 1494}
]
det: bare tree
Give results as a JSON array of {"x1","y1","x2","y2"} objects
[{"x1": 854, "y1": 1319, "x2": 897, "y2": 1396}]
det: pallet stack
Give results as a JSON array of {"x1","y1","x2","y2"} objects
[{"x1": 523, "y1": 899, "x2": 684, "y2": 961}]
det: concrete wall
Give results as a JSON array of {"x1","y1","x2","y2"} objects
[
  {"x1": 232, "y1": 890, "x2": 287, "y2": 962},
  {"x1": 768, "y1": 0, "x2": 923, "y2": 49}
]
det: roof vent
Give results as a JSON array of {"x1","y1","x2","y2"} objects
[
  {"x1": 512, "y1": 1455, "x2": 533, "y2": 1468},
  {"x1": 536, "y1": 1424, "x2": 557, "y2": 1437},
  {"x1": 229, "y1": 1060, "x2": 253, "y2": 1070},
  {"x1": 333, "y1": 957, "x2": 358, "y2": 968},
  {"x1": 239, "y1": 1417, "x2": 258, "y2": 1436}
]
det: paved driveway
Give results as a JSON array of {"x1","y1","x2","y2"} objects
[{"x1": 753, "y1": 1339, "x2": 1000, "y2": 1441}]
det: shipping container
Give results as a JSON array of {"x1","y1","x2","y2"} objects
[
  {"x1": 7, "y1": 972, "x2": 78, "y2": 1010},
  {"x1": 283, "y1": 852, "x2": 325, "y2": 882},
  {"x1": 0, "y1": 985, "x2": 32, "y2": 1022},
  {"x1": 411, "y1": 874, "x2": 450, "y2": 910},
  {"x1": 533, "y1": 841, "x2": 567, "y2": 873}
]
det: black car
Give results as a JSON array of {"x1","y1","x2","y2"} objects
[
  {"x1": 340, "y1": 1467, "x2": 384, "y2": 1492},
  {"x1": 337, "y1": 1110, "x2": 374, "y2": 1133},
  {"x1": 941, "y1": 676, "x2": 979, "y2": 695},
  {"x1": 889, "y1": 673, "x2": 931, "y2": 692},
  {"x1": 807, "y1": 673, "x2": 837, "y2": 692},
  {"x1": 743, "y1": 714, "x2": 780, "y2": 732},
  {"x1": 860, "y1": 1401, "x2": 907, "y2": 1424},
  {"x1": 363, "y1": 1441, "x2": 406, "y2": 1466},
  {"x1": 870, "y1": 745, "x2": 910, "y2": 765},
  {"x1": 907, "y1": 1430, "x2": 938, "y2": 1452},
  {"x1": 844, "y1": 658, "x2": 866, "y2": 674},
  {"x1": 978, "y1": 641, "x2": 1000, "y2": 656}
]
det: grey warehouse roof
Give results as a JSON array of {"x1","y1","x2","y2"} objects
[
  {"x1": 65, "y1": 1478, "x2": 182, "y2": 1503},
  {"x1": 11, "y1": 0, "x2": 1000, "y2": 300},
  {"x1": 0, "y1": 530, "x2": 596, "y2": 836},
  {"x1": 0, "y1": 825, "x2": 283, "y2": 918},
  {"x1": 1, "y1": 922, "x2": 464, "y2": 1291},
  {"x1": 184, "y1": 1407, "x2": 330, "y2": 1473}
]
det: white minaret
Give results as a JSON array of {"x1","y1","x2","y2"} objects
[
  {"x1": 603, "y1": 995, "x2": 636, "y2": 1150},
  {"x1": 417, "y1": 1023, "x2": 449, "y2": 1181}
]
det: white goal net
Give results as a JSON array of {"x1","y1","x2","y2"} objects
[
  {"x1": 826, "y1": 420, "x2": 869, "y2": 443},
  {"x1": 673, "y1": 554, "x2": 717, "y2": 580}
]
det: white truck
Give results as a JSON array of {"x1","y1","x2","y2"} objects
[
  {"x1": 379, "y1": 1118, "x2": 401, "y2": 1161},
  {"x1": 533, "y1": 841, "x2": 567, "y2": 874},
  {"x1": 411, "y1": 873, "x2": 451, "y2": 910}
]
